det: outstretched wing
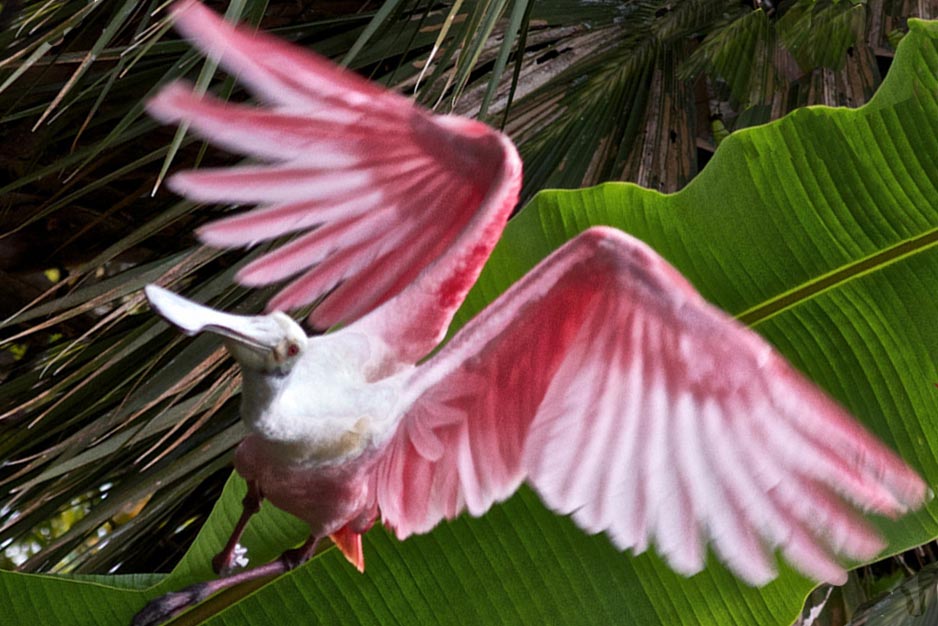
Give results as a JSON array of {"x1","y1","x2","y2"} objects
[
  {"x1": 147, "y1": 1, "x2": 522, "y2": 362},
  {"x1": 375, "y1": 226, "x2": 927, "y2": 585}
]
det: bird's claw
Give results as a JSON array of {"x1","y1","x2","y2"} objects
[
  {"x1": 132, "y1": 583, "x2": 213, "y2": 626},
  {"x1": 212, "y1": 542, "x2": 249, "y2": 575}
]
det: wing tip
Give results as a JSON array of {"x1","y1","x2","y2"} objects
[
  {"x1": 196, "y1": 219, "x2": 256, "y2": 249},
  {"x1": 879, "y1": 472, "x2": 930, "y2": 518},
  {"x1": 734, "y1": 562, "x2": 778, "y2": 587},
  {"x1": 195, "y1": 222, "x2": 224, "y2": 247},
  {"x1": 164, "y1": 1, "x2": 258, "y2": 81},
  {"x1": 843, "y1": 445, "x2": 930, "y2": 519},
  {"x1": 145, "y1": 81, "x2": 194, "y2": 125},
  {"x1": 171, "y1": 0, "x2": 201, "y2": 16},
  {"x1": 167, "y1": 0, "x2": 224, "y2": 41},
  {"x1": 163, "y1": 170, "x2": 204, "y2": 202},
  {"x1": 900, "y1": 472, "x2": 931, "y2": 510},
  {"x1": 660, "y1": 550, "x2": 706, "y2": 580},
  {"x1": 234, "y1": 265, "x2": 276, "y2": 288}
]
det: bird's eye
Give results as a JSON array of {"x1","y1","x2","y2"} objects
[{"x1": 287, "y1": 343, "x2": 300, "y2": 357}]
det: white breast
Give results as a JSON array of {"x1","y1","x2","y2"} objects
[{"x1": 239, "y1": 330, "x2": 407, "y2": 467}]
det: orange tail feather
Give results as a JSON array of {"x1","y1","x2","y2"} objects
[{"x1": 329, "y1": 525, "x2": 365, "y2": 572}]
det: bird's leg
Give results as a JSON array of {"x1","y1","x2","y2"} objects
[
  {"x1": 212, "y1": 480, "x2": 262, "y2": 574},
  {"x1": 132, "y1": 535, "x2": 321, "y2": 626}
]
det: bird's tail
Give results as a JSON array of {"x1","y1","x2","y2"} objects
[{"x1": 330, "y1": 525, "x2": 364, "y2": 573}]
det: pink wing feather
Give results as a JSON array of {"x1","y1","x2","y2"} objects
[
  {"x1": 147, "y1": 1, "x2": 522, "y2": 362},
  {"x1": 376, "y1": 227, "x2": 927, "y2": 585}
]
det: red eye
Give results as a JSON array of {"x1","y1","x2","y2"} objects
[{"x1": 287, "y1": 343, "x2": 300, "y2": 357}]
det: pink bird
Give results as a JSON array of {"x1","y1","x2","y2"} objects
[{"x1": 135, "y1": 1, "x2": 927, "y2": 624}]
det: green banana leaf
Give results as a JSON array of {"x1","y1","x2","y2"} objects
[{"x1": 5, "y1": 16, "x2": 938, "y2": 626}]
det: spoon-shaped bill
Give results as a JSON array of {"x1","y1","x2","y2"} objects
[{"x1": 145, "y1": 284, "x2": 287, "y2": 351}]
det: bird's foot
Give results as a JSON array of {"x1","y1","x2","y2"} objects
[
  {"x1": 132, "y1": 582, "x2": 214, "y2": 626},
  {"x1": 281, "y1": 544, "x2": 314, "y2": 570},
  {"x1": 212, "y1": 542, "x2": 249, "y2": 575},
  {"x1": 132, "y1": 536, "x2": 320, "y2": 625},
  {"x1": 211, "y1": 551, "x2": 231, "y2": 576}
]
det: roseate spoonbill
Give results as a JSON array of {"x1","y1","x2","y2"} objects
[{"x1": 134, "y1": 1, "x2": 927, "y2": 624}]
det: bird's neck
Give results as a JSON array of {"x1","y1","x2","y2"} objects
[{"x1": 239, "y1": 369, "x2": 291, "y2": 437}]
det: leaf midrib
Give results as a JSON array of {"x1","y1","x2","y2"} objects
[{"x1": 739, "y1": 226, "x2": 938, "y2": 327}]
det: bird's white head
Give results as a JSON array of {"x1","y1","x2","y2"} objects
[{"x1": 145, "y1": 285, "x2": 307, "y2": 375}]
